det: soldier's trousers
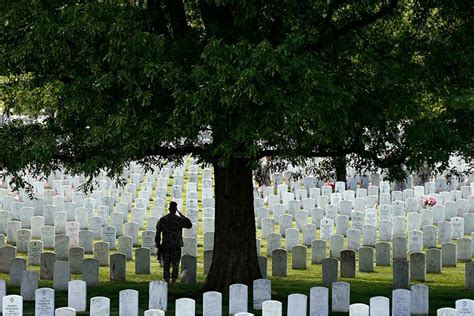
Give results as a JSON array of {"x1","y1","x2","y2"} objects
[{"x1": 162, "y1": 248, "x2": 181, "y2": 281}]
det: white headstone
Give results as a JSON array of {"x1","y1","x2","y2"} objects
[
  {"x1": 262, "y1": 300, "x2": 282, "y2": 316},
  {"x1": 451, "y1": 217, "x2": 464, "y2": 239},
  {"x1": 119, "y1": 289, "x2": 139, "y2": 316},
  {"x1": 455, "y1": 299, "x2": 474, "y2": 315},
  {"x1": 102, "y1": 226, "x2": 117, "y2": 250},
  {"x1": 41, "y1": 226, "x2": 55, "y2": 249},
  {"x1": 392, "y1": 216, "x2": 406, "y2": 237},
  {"x1": 379, "y1": 221, "x2": 393, "y2": 242},
  {"x1": 175, "y1": 298, "x2": 195, "y2": 316},
  {"x1": 349, "y1": 303, "x2": 369, "y2": 316},
  {"x1": 30, "y1": 216, "x2": 45, "y2": 238},
  {"x1": 408, "y1": 230, "x2": 423, "y2": 253},
  {"x1": 332, "y1": 282, "x2": 350, "y2": 313},
  {"x1": 285, "y1": 229, "x2": 300, "y2": 250},
  {"x1": 320, "y1": 219, "x2": 334, "y2": 242},
  {"x1": 0, "y1": 280, "x2": 5, "y2": 312},
  {"x1": 203, "y1": 291, "x2": 222, "y2": 316},
  {"x1": 16, "y1": 229, "x2": 31, "y2": 253},
  {"x1": 2, "y1": 295, "x2": 23, "y2": 316},
  {"x1": 287, "y1": 294, "x2": 307, "y2": 316},
  {"x1": 68, "y1": 280, "x2": 86, "y2": 312},
  {"x1": 407, "y1": 212, "x2": 421, "y2": 231},
  {"x1": 229, "y1": 284, "x2": 248, "y2": 315},
  {"x1": 66, "y1": 222, "x2": 80, "y2": 248},
  {"x1": 369, "y1": 296, "x2": 389, "y2": 316},
  {"x1": 392, "y1": 289, "x2": 410, "y2": 316},
  {"x1": 27, "y1": 240, "x2": 43, "y2": 266},
  {"x1": 410, "y1": 284, "x2": 429, "y2": 315},
  {"x1": 436, "y1": 308, "x2": 457, "y2": 316},
  {"x1": 35, "y1": 288, "x2": 55, "y2": 316},
  {"x1": 438, "y1": 222, "x2": 452, "y2": 244},
  {"x1": 253, "y1": 279, "x2": 271, "y2": 310},
  {"x1": 90, "y1": 296, "x2": 110, "y2": 316},
  {"x1": 347, "y1": 229, "x2": 361, "y2": 251},
  {"x1": 54, "y1": 307, "x2": 76, "y2": 316},
  {"x1": 351, "y1": 212, "x2": 364, "y2": 232},
  {"x1": 124, "y1": 222, "x2": 139, "y2": 246},
  {"x1": 309, "y1": 286, "x2": 328, "y2": 316},
  {"x1": 362, "y1": 225, "x2": 376, "y2": 247},
  {"x1": 149, "y1": 281, "x2": 168, "y2": 311}
]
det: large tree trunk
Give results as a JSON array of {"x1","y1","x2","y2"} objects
[
  {"x1": 334, "y1": 156, "x2": 347, "y2": 182},
  {"x1": 203, "y1": 158, "x2": 261, "y2": 292}
]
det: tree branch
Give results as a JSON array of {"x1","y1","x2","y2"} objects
[
  {"x1": 313, "y1": 0, "x2": 399, "y2": 51},
  {"x1": 319, "y1": 0, "x2": 345, "y2": 37},
  {"x1": 147, "y1": 0, "x2": 169, "y2": 36},
  {"x1": 163, "y1": 0, "x2": 189, "y2": 39},
  {"x1": 334, "y1": 0, "x2": 398, "y2": 37},
  {"x1": 356, "y1": 149, "x2": 407, "y2": 168},
  {"x1": 259, "y1": 146, "x2": 353, "y2": 159},
  {"x1": 259, "y1": 138, "x2": 407, "y2": 171},
  {"x1": 145, "y1": 144, "x2": 205, "y2": 157},
  {"x1": 198, "y1": 0, "x2": 235, "y2": 41}
]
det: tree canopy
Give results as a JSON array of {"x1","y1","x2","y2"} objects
[
  {"x1": 1, "y1": 0, "x2": 473, "y2": 289},
  {"x1": 1, "y1": 0, "x2": 472, "y2": 184}
]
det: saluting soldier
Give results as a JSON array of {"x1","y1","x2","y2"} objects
[{"x1": 155, "y1": 201, "x2": 192, "y2": 284}]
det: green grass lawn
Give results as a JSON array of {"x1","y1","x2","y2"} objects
[
  {"x1": 1, "y1": 158, "x2": 474, "y2": 315},
  {"x1": 2, "y1": 261, "x2": 474, "y2": 315}
]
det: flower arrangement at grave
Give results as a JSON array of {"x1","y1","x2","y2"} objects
[{"x1": 422, "y1": 196, "x2": 436, "y2": 208}]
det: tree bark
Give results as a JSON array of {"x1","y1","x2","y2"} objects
[
  {"x1": 203, "y1": 158, "x2": 261, "y2": 292},
  {"x1": 334, "y1": 156, "x2": 347, "y2": 182}
]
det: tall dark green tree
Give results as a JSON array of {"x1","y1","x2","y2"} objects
[{"x1": 1, "y1": 0, "x2": 472, "y2": 290}]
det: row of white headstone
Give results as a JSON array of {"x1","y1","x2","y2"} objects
[
  {"x1": 1, "y1": 162, "x2": 473, "y2": 281},
  {"x1": 0, "y1": 162, "x2": 474, "y2": 248},
  {"x1": 1, "y1": 164, "x2": 472, "y2": 262},
  {"x1": 253, "y1": 178, "x2": 474, "y2": 258},
  {"x1": 0, "y1": 162, "x2": 214, "y2": 260},
  {"x1": 0, "y1": 161, "x2": 472, "y2": 265},
  {"x1": 1, "y1": 279, "x2": 473, "y2": 315},
  {"x1": 255, "y1": 186, "x2": 474, "y2": 221},
  {"x1": 2, "y1": 179, "x2": 473, "y2": 244},
  {"x1": 266, "y1": 164, "x2": 473, "y2": 194},
  {"x1": 0, "y1": 163, "x2": 214, "y2": 234}
]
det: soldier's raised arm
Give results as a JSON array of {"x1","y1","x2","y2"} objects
[{"x1": 177, "y1": 210, "x2": 193, "y2": 229}]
